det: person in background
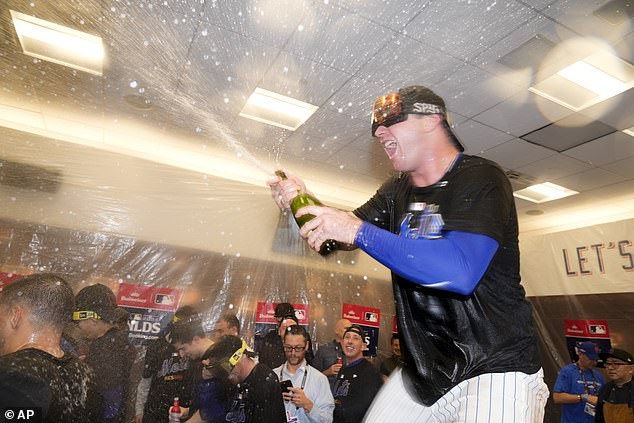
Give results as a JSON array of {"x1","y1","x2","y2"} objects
[
  {"x1": 595, "y1": 348, "x2": 634, "y2": 423},
  {"x1": 268, "y1": 85, "x2": 548, "y2": 422},
  {"x1": 73, "y1": 283, "x2": 136, "y2": 423},
  {"x1": 206, "y1": 335, "x2": 286, "y2": 423},
  {"x1": 273, "y1": 325, "x2": 334, "y2": 423},
  {"x1": 312, "y1": 319, "x2": 351, "y2": 392},
  {"x1": 332, "y1": 325, "x2": 382, "y2": 423},
  {"x1": 379, "y1": 333, "x2": 402, "y2": 382},
  {"x1": 212, "y1": 312, "x2": 241, "y2": 341},
  {"x1": 260, "y1": 313, "x2": 299, "y2": 370},
  {"x1": 135, "y1": 305, "x2": 198, "y2": 423},
  {"x1": 0, "y1": 273, "x2": 98, "y2": 422},
  {"x1": 169, "y1": 316, "x2": 230, "y2": 423},
  {"x1": 553, "y1": 341, "x2": 604, "y2": 423}
]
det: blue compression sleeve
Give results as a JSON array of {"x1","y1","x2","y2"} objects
[{"x1": 354, "y1": 222, "x2": 499, "y2": 296}]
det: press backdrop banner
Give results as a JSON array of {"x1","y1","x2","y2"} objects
[
  {"x1": 520, "y1": 219, "x2": 633, "y2": 296},
  {"x1": 342, "y1": 303, "x2": 380, "y2": 357},
  {"x1": 564, "y1": 319, "x2": 612, "y2": 361},
  {"x1": 253, "y1": 302, "x2": 310, "y2": 354},
  {"x1": 116, "y1": 282, "x2": 183, "y2": 345}
]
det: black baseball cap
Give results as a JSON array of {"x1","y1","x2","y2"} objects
[
  {"x1": 73, "y1": 284, "x2": 123, "y2": 323},
  {"x1": 274, "y1": 302, "x2": 295, "y2": 319},
  {"x1": 343, "y1": 324, "x2": 366, "y2": 339},
  {"x1": 600, "y1": 348, "x2": 633, "y2": 364},
  {"x1": 371, "y1": 85, "x2": 464, "y2": 152}
]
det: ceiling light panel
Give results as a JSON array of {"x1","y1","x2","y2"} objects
[
  {"x1": 529, "y1": 51, "x2": 634, "y2": 111},
  {"x1": 513, "y1": 182, "x2": 579, "y2": 203},
  {"x1": 623, "y1": 126, "x2": 634, "y2": 137},
  {"x1": 239, "y1": 88, "x2": 318, "y2": 131},
  {"x1": 10, "y1": 10, "x2": 104, "y2": 76}
]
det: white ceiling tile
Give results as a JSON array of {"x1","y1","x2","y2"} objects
[
  {"x1": 478, "y1": 138, "x2": 556, "y2": 169},
  {"x1": 552, "y1": 167, "x2": 626, "y2": 192},
  {"x1": 514, "y1": 153, "x2": 593, "y2": 181},
  {"x1": 199, "y1": 0, "x2": 306, "y2": 48},
  {"x1": 283, "y1": 107, "x2": 365, "y2": 161},
  {"x1": 474, "y1": 14, "x2": 577, "y2": 83},
  {"x1": 258, "y1": 51, "x2": 352, "y2": 107},
  {"x1": 578, "y1": 87, "x2": 634, "y2": 132},
  {"x1": 453, "y1": 120, "x2": 516, "y2": 154},
  {"x1": 434, "y1": 64, "x2": 523, "y2": 117},
  {"x1": 354, "y1": 35, "x2": 464, "y2": 89},
  {"x1": 335, "y1": 0, "x2": 427, "y2": 31},
  {"x1": 284, "y1": 3, "x2": 397, "y2": 74},
  {"x1": 564, "y1": 131, "x2": 634, "y2": 167},
  {"x1": 473, "y1": 90, "x2": 573, "y2": 136},
  {"x1": 404, "y1": 0, "x2": 537, "y2": 60},
  {"x1": 601, "y1": 156, "x2": 634, "y2": 179},
  {"x1": 541, "y1": 0, "x2": 632, "y2": 40}
]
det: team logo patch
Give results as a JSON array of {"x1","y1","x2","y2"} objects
[{"x1": 399, "y1": 202, "x2": 444, "y2": 239}]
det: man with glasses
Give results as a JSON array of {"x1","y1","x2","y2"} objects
[
  {"x1": 596, "y1": 348, "x2": 634, "y2": 423},
  {"x1": 268, "y1": 85, "x2": 548, "y2": 422},
  {"x1": 273, "y1": 325, "x2": 334, "y2": 423},
  {"x1": 205, "y1": 335, "x2": 286, "y2": 423}
]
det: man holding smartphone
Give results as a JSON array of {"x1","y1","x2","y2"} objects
[{"x1": 274, "y1": 325, "x2": 334, "y2": 423}]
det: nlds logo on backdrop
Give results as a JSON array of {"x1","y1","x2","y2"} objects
[{"x1": 128, "y1": 319, "x2": 162, "y2": 334}]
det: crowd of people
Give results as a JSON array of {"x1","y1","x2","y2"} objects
[
  {"x1": 0, "y1": 275, "x2": 395, "y2": 423},
  {"x1": 1, "y1": 85, "x2": 633, "y2": 423}
]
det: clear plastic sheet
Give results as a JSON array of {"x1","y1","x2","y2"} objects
[{"x1": 1, "y1": 1, "x2": 633, "y2": 422}]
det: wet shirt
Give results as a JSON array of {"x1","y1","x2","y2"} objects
[
  {"x1": 0, "y1": 348, "x2": 99, "y2": 423},
  {"x1": 353, "y1": 155, "x2": 541, "y2": 406},
  {"x1": 225, "y1": 363, "x2": 286, "y2": 423},
  {"x1": 141, "y1": 336, "x2": 196, "y2": 421},
  {"x1": 332, "y1": 358, "x2": 382, "y2": 423},
  {"x1": 86, "y1": 327, "x2": 136, "y2": 422}
]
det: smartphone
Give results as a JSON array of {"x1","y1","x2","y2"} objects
[{"x1": 279, "y1": 379, "x2": 293, "y2": 392}]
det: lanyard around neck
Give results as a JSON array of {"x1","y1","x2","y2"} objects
[
  {"x1": 576, "y1": 363, "x2": 598, "y2": 394},
  {"x1": 280, "y1": 365, "x2": 308, "y2": 390}
]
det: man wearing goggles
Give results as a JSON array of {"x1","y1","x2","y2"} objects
[
  {"x1": 268, "y1": 85, "x2": 547, "y2": 422},
  {"x1": 206, "y1": 335, "x2": 286, "y2": 423}
]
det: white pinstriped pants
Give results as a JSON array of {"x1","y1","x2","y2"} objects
[{"x1": 363, "y1": 368, "x2": 549, "y2": 423}]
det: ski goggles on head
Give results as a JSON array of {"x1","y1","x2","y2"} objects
[
  {"x1": 72, "y1": 310, "x2": 101, "y2": 321},
  {"x1": 371, "y1": 93, "x2": 407, "y2": 136}
]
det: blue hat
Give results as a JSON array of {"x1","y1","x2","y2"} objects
[{"x1": 577, "y1": 341, "x2": 600, "y2": 360}]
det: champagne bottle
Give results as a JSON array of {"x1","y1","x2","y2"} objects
[{"x1": 275, "y1": 170, "x2": 338, "y2": 255}]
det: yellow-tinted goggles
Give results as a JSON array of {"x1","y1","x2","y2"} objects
[
  {"x1": 72, "y1": 310, "x2": 101, "y2": 321},
  {"x1": 371, "y1": 94, "x2": 407, "y2": 136}
]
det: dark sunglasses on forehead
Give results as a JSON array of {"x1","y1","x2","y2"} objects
[{"x1": 371, "y1": 94, "x2": 407, "y2": 136}]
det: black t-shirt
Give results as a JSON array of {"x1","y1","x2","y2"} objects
[
  {"x1": 86, "y1": 327, "x2": 136, "y2": 422},
  {"x1": 0, "y1": 348, "x2": 99, "y2": 423},
  {"x1": 141, "y1": 336, "x2": 196, "y2": 422},
  {"x1": 354, "y1": 155, "x2": 541, "y2": 405},
  {"x1": 332, "y1": 358, "x2": 383, "y2": 423},
  {"x1": 225, "y1": 363, "x2": 285, "y2": 423}
]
